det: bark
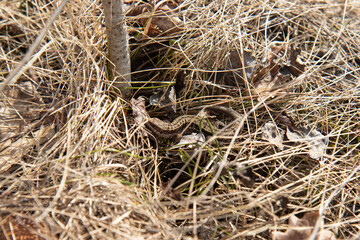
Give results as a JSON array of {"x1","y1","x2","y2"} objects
[{"x1": 103, "y1": 0, "x2": 132, "y2": 98}]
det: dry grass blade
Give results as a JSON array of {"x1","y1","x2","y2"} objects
[{"x1": 0, "y1": 0, "x2": 69, "y2": 91}]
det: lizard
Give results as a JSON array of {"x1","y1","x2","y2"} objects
[{"x1": 131, "y1": 97, "x2": 243, "y2": 138}]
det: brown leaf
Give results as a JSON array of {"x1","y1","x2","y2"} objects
[
  {"x1": 289, "y1": 46, "x2": 305, "y2": 77},
  {"x1": 0, "y1": 81, "x2": 55, "y2": 162},
  {"x1": 127, "y1": 0, "x2": 183, "y2": 37},
  {"x1": 232, "y1": 163, "x2": 255, "y2": 187},
  {"x1": 286, "y1": 127, "x2": 328, "y2": 160},
  {"x1": 261, "y1": 122, "x2": 285, "y2": 150},
  {"x1": 131, "y1": 97, "x2": 148, "y2": 126},
  {"x1": 0, "y1": 124, "x2": 55, "y2": 162},
  {"x1": 149, "y1": 86, "x2": 176, "y2": 117},
  {"x1": 274, "y1": 111, "x2": 299, "y2": 133},
  {"x1": 161, "y1": 181, "x2": 183, "y2": 201},
  {"x1": 214, "y1": 162, "x2": 256, "y2": 187},
  {"x1": 220, "y1": 50, "x2": 258, "y2": 87},
  {"x1": 251, "y1": 45, "x2": 307, "y2": 97},
  {"x1": 0, "y1": 215, "x2": 46, "y2": 240},
  {"x1": 252, "y1": 73, "x2": 288, "y2": 96},
  {"x1": 272, "y1": 211, "x2": 336, "y2": 240},
  {"x1": 251, "y1": 46, "x2": 288, "y2": 96},
  {"x1": 268, "y1": 46, "x2": 285, "y2": 77},
  {"x1": 151, "y1": 14, "x2": 182, "y2": 35}
]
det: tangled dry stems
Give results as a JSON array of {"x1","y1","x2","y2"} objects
[{"x1": 0, "y1": 0, "x2": 359, "y2": 239}]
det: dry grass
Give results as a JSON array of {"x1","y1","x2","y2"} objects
[{"x1": 1, "y1": 0, "x2": 360, "y2": 239}]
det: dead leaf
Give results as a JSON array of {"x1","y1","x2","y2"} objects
[
  {"x1": 272, "y1": 211, "x2": 337, "y2": 240},
  {"x1": 251, "y1": 45, "x2": 306, "y2": 97},
  {"x1": 262, "y1": 122, "x2": 285, "y2": 150},
  {"x1": 253, "y1": 73, "x2": 288, "y2": 96},
  {"x1": 127, "y1": 0, "x2": 184, "y2": 37},
  {"x1": 276, "y1": 196, "x2": 289, "y2": 210},
  {"x1": 161, "y1": 181, "x2": 183, "y2": 201},
  {"x1": 131, "y1": 97, "x2": 148, "y2": 127},
  {"x1": 219, "y1": 50, "x2": 258, "y2": 87},
  {"x1": 149, "y1": 86, "x2": 176, "y2": 116},
  {"x1": 268, "y1": 46, "x2": 285, "y2": 77},
  {"x1": 0, "y1": 124, "x2": 55, "y2": 162},
  {"x1": 152, "y1": 4, "x2": 183, "y2": 34},
  {"x1": 262, "y1": 114, "x2": 328, "y2": 160},
  {"x1": 286, "y1": 127, "x2": 328, "y2": 160},
  {"x1": 289, "y1": 46, "x2": 306, "y2": 77},
  {"x1": 167, "y1": 132, "x2": 206, "y2": 157},
  {"x1": 171, "y1": 133, "x2": 205, "y2": 148},
  {"x1": 232, "y1": 163, "x2": 255, "y2": 187},
  {"x1": 0, "y1": 81, "x2": 55, "y2": 162},
  {"x1": 0, "y1": 215, "x2": 47, "y2": 240},
  {"x1": 251, "y1": 45, "x2": 288, "y2": 96},
  {"x1": 274, "y1": 111, "x2": 299, "y2": 133},
  {"x1": 213, "y1": 162, "x2": 256, "y2": 187}
]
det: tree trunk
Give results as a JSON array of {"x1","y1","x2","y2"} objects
[{"x1": 103, "y1": 0, "x2": 132, "y2": 98}]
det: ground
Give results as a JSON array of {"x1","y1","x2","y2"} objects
[{"x1": 0, "y1": 0, "x2": 359, "y2": 239}]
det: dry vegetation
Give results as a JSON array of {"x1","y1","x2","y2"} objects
[{"x1": 1, "y1": 0, "x2": 360, "y2": 239}]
